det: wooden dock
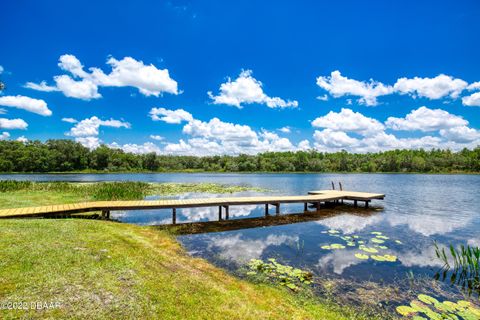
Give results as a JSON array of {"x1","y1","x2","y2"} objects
[{"x1": 0, "y1": 190, "x2": 384, "y2": 223}]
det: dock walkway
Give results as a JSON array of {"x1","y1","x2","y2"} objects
[{"x1": 0, "y1": 190, "x2": 384, "y2": 223}]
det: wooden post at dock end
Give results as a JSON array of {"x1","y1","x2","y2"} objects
[
  {"x1": 274, "y1": 203, "x2": 280, "y2": 215},
  {"x1": 265, "y1": 204, "x2": 269, "y2": 216},
  {"x1": 354, "y1": 200, "x2": 358, "y2": 208},
  {"x1": 365, "y1": 201, "x2": 369, "y2": 208},
  {"x1": 316, "y1": 202, "x2": 321, "y2": 211},
  {"x1": 304, "y1": 202, "x2": 308, "y2": 212},
  {"x1": 101, "y1": 210, "x2": 110, "y2": 220},
  {"x1": 172, "y1": 208, "x2": 176, "y2": 224},
  {"x1": 218, "y1": 206, "x2": 223, "y2": 221},
  {"x1": 224, "y1": 205, "x2": 229, "y2": 220}
]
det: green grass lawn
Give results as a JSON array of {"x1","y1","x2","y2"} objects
[
  {"x1": 0, "y1": 181, "x2": 387, "y2": 319},
  {"x1": 0, "y1": 219, "x2": 365, "y2": 320}
]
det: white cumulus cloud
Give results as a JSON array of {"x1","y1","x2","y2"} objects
[
  {"x1": 394, "y1": 74, "x2": 468, "y2": 99},
  {"x1": 0, "y1": 132, "x2": 10, "y2": 140},
  {"x1": 385, "y1": 106, "x2": 468, "y2": 132},
  {"x1": 62, "y1": 117, "x2": 78, "y2": 123},
  {"x1": 0, "y1": 118, "x2": 28, "y2": 130},
  {"x1": 208, "y1": 70, "x2": 298, "y2": 109},
  {"x1": 462, "y1": 92, "x2": 480, "y2": 107},
  {"x1": 0, "y1": 95, "x2": 52, "y2": 116},
  {"x1": 26, "y1": 54, "x2": 179, "y2": 100},
  {"x1": 67, "y1": 116, "x2": 130, "y2": 148},
  {"x1": 149, "y1": 107, "x2": 193, "y2": 124},
  {"x1": 316, "y1": 70, "x2": 393, "y2": 106},
  {"x1": 312, "y1": 108, "x2": 384, "y2": 136}
]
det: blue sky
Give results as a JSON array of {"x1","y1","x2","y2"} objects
[{"x1": 0, "y1": 0, "x2": 479, "y2": 154}]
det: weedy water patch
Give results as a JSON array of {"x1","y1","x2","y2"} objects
[
  {"x1": 246, "y1": 258, "x2": 313, "y2": 290},
  {"x1": 0, "y1": 181, "x2": 264, "y2": 209},
  {"x1": 434, "y1": 242, "x2": 480, "y2": 296},
  {"x1": 396, "y1": 294, "x2": 480, "y2": 319},
  {"x1": 320, "y1": 229, "x2": 402, "y2": 262}
]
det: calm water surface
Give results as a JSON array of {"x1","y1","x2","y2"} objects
[{"x1": 2, "y1": 173, "x2": 480, "y2": 306}]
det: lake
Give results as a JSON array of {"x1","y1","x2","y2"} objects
[{"x1": 2, "y1": 173, "x2": 479, "y2": 308}]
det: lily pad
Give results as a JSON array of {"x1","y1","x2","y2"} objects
[
  {"x1": 378, "y1": 245, "x2": 388, "y2": 249},
  {"x1": 357, "y1": 240, "x2": 365, "y2": 244},
  {"x1": 375, "y1": 235, "x2": 389, "y2": 239},
  {"x1": 371, "y1": 238, "x2": 385, "y2": 244},
  {"x1": 352, "y1": 235, "x2": 359, "y2": 239},
  {"x1": 354, "y1": 253, "x2": 369, "y2": 260},
  {"x1": 321, "y1": 245, "x2": 332, "y2": 250},
  {"x1": 395, "y1": 240, "x2": 403, "y2": 244},
  {"x1": 371, "y1": 231, "x2": 383, "y2": 235},
  {"x1": 346, "y1": 241, "x2": 356, "y2": 246},
  {"x1": 396, "y1": 305, "x2": 417, "y2": 316},
  {"x1": 330, "y1": 243, "x2": 346, "y2": 249},
  {"x1": 382, "y1": 254, "x2": 397, "y2": 262},
  {"x1": 359, "y1": 245, "x2": 378, "y2": 253},
  {"x1": 371, "y1": 255, "x2": 386, "y2": 261},
  {"x1": 418, "y1": 294, "x2": 439, "y2": 305},
  {"x1": 328, "y1": 229, "x2": 340, "y2": 234}
]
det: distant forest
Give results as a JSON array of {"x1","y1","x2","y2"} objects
[{"x1": 0, "y1": 140, "x2": 479, "y2": 173}]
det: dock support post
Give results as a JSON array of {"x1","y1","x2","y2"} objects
[
  {"x1": 304, "y1": 202, "x2": 308, "y2": 212},
  {"x1": 316, "y1": 202, "x2": 321, "y2": 211},
  {"x1": 101, "y1": 210, "x2": 110, "y2": 220},
  {"x1": 274, "y1": 203, "x2": 280, "y2": 215},
  {"x1": 265, "y1": 204, "x2": 269, "y2": 216},
  {"x1": 224, "y1": 206, "x2": 229, "y2": 220},
  {"x1": 354, "y1": 200, "x2": 358, "y2": 208},
  {"x1": 172, "y1": 208, "x2": 176, "y2": 225},
  {"x1": 218, "y1": 206, "x2": 222, "y2": 221},
  {"x1": 365, "y1": 201, "x2": 369, "y2": 208}
]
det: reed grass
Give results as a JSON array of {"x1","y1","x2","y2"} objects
[{"x1": 434, "y1": 241, "x2": 480, "y2": 296}]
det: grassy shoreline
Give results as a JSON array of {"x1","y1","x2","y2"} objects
[
  {"x1": 0, "y1": 182, "x2": 386, "y2": 319},
  {"x1": 0, "y1": 181, "x2": 264, "y2": 209}
]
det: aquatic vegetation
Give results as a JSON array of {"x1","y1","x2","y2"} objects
[
  {"x1": 396, "y1": 294, "x2": 480, "y2": 319},
  {"x1": 320, "y1": 229, "x2": 401, "y2": 263},
  {"x1": 0, "y1": 181, "x2": 262, "y2": 207},
  {"x1": 359, "y1": 245, "x2": 378, "y2": 253},
  {"x1": 354, "y1": 253, "x2": 369, "y2": 260},
  {"x1": 321, "y1": 243, "x2": 346, "y2": 250},
  {"x1": 370, "y1": 254, "x2": 397, "y2": 262},
  {"x1": 395, "y1": 240, "x2": 403, "y2": 245},
  {"x1": 246, "y1": 258, "x2": 313, "y2": 290},
  {"x1": 434, "y1": 242, "x2": 480, "y2": 296}
]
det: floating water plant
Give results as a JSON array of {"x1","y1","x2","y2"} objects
[
  {"x1": 396, "y1": 294, "x2": 480, "y2": 319},
  {"x1": 354, "y1": 253, "x2": 369, "y2": 260},
  {"x1": 434, "y1": 241, "x2": 480, "y2": 296},
  {"x1": 320, "y1": 229, "x2": 400, "y2": 263},
  {"x1": 246, "y1": 258, "x2": 313, "y2": 290},
  {"x1": 359, "y1": 245, "x2": 378, "y2": 253}
]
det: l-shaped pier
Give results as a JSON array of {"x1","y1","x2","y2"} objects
[{"x1": 0, "y1": 190, "x2": 385, "y2": 223}]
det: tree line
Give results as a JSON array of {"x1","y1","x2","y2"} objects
[{"x1": 0, "y1": 139, "x2": 479, "y2": 173}]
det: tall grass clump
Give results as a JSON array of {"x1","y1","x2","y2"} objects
[
  {"x1": 89, "y1": 182, "x2": 151, "y2": 200},
  {"x1": 0, "y1": 180, "x2": 33, "y2": 192},
  {"x1": 434, "y1": 241, "x2": 480, "y2": 296}
]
